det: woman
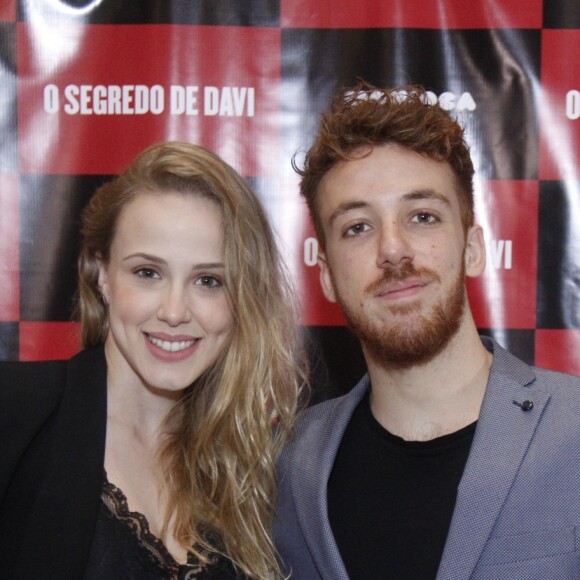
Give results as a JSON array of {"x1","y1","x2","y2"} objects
[{"x1": 0, "y1": 142, "x2": 305, "y2": 578}]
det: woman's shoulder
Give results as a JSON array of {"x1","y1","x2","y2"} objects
[
  {"x1": 0, "y1": 346, "x2": 106, "y2": 413},
  {"x1": 0, "y1": 355, "x2": 68, "y2": 386},
  {"x1": 0, "y1": 357, "x2": 69, "y2": 421},
  {"x1": 0, "y1": 346, "x2": 105, "y2": 402}
]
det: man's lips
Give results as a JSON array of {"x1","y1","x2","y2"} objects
[
  {"x1": 375, "y1": 277, "x2": 428, "y2": 298},
  {"x1": 366, "y1": 265, "x2": 442, "y2": 299}
]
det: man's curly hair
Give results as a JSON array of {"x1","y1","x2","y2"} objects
[{"x1": 296, "y1": 81, "x2": 475, "y2": 246}]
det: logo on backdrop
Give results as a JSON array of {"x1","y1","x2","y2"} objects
[
  {"x1": 423, "y1": 91, "x2": 477, "y2": 113},
  {"x1": 352, "y1": 88, "x2": 477, "y2": 113},
  {"x1": 42, "y1": 84, "x2": 255, "y2": 117}
]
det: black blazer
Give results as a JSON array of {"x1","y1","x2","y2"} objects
[{"x1": 0, "y1": 347, "x2": 107, "y2": 579}]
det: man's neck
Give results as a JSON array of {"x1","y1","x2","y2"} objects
[{"x1": 364, "y1": 319, "x2": 492, "y2": 442}]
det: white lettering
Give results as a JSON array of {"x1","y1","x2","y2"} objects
[
  {"x1": 170, "y1": 85, "x2": 198, "y2": 115},
  {"x1": 170, "y1": 85, "x2": 185, "y2": 114},
  {"x1": 566, "y1": 90, "x2": 580, "y2": 120},
  {"x1": 346, "y1": 88, "x2": 475, "y2": 113},
  {"x1": 150, "y1": 85, "x2": 164, "y2": 114},
  {"x1": 121, "y1": 85, "x2": 134, "y2": 114},
  {"x1": 304, "y1": 237, "x2": 318, "y2": 267},
  {"x1": 456, "y1": 92, "x2": 476, "y2": 111},
  {"x1": 232, "y1": 87, "x2": 246, "y2": 116},
  {"x1": 185, "y1": 86, "x2": 198, "y2": 115},
  {"x1": 61, "y1": 84, "x2": 165, "y2": 115},
  {"x1": 203, "y1": 86, "x2": 254, "y2": 116},
  {"x1": 489, "y1": 240, "x2": 512, "y2": 270},
  {"x1": 424, "y1": 91, "x2": 438, "y2": 106},
  {"x1": 219, "y1": 87, "x2": 234, "y2": 116},
  {"x1": 133, "y1": 85, "x2": 148, "y2": 114},
  {"x1": 107, "y1": 85, "x2": 122, "y2": 114},
  {"x1": 93, "y1": 85, "x2": 107, "y2": 114},
  {"x1": 204, "y1": 86, "x2": 219, "y2": 115},
  {"x1": 247, "y1": 87, "x2": 254, "y2": 116},
  {"x1": 63, "y1": 85, "x2": 80, "y2": 114},
  {"x1": 80, "y1": 85, "x2": 92, "y2": 114},
  {"x1": 438, "y1": 92, "x2": 456, "y2": 111},
  {"x1": 43, "y1": 84, "x2": 59, "y2": 113}
]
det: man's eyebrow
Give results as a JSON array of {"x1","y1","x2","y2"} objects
[
  {"x1": 328, "y1": 201, "x2": 370, "y2": 227},
  {"x1": 403, "y1": 189, "x2": 452, "y2": 207}
]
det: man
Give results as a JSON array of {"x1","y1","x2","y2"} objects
[{"x1": 274, "y1": 83, "x2": 580, "y2": 579}]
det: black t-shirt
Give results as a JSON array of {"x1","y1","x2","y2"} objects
[{"x1": 328, "y1": 389, "x2": 476, "y2": 580}]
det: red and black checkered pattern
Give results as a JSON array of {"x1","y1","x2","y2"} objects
[{"x1": 1, "y1": 0, "x2": 580, "y2": 396}]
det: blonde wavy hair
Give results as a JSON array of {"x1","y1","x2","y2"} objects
[{"x1": 77, "y1": 141, "x2": 306, "y2": 578}]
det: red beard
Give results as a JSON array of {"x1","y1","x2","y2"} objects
[{"x1": 336, "y1": 260, "x2": 466, "y2": 369}]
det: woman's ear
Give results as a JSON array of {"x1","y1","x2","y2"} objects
[{"x1": 97, "y1": 256, "x2": 110, "y2": 303}]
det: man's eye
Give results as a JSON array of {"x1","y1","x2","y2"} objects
[
  {"x1": 135, "y1": 268, "x2": 160, "y2": 279},
  {"x1": 412, "y1": 212, "x2": 439, "y2": 224},
  {"x1": 344, "y1": 223, "x2": 370, "y2": 237}
]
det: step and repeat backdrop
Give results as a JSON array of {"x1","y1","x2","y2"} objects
[{"x1": 1, "y1": 0, "x2": 580, "y2": 399}]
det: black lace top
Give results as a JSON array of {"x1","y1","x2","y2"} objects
[{"x1": 85, "y1": 475, "x2": 242, "y2": 579}]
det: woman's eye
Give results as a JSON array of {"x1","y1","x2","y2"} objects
[
  {"x1": 344, "y1": 223, "x2": 370, "y2": 237},
  {"x1": 135, "y1": 268, "x2": 160, "y2": 279},
  {"x1": 196, "y1": 275, "x2": 221, "y2": 288},
  {"x1": 411, "y1": 212, "x2": 439, "y2": 224}
]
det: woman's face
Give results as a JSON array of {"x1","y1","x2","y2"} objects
[{"x1": 98, "y1": 190, "x2": 234, "y2": 395}]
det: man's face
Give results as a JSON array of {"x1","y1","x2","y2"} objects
[{"x1": 316, "y1": 143, "x2": 485, "y2": 369}]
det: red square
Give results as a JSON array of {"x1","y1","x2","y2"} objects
[
  {"x1": 19, "y1": 321, "x2": 81, "y2": 361},
  {"x1": 0, "y1": 0, "x2": 15, "y2": 21},
  {"x1": 281, "y1": 0, "x2": 542, "y2": 29},
  {"x1": 539, "y1": 30, "x2": 580, "y2": 180},
  {"x1": 535, "y1": 329, "x2": 580, "y2": 376},
  {"x1": 18, "y1": 23, "x2": 280, "y2": 176},
  {"x1": 0, "y1": 173, "x2": 19, "y2": 321},
  {"x1": 467, "y1": 180, "x2": 538, "y2": 329}
]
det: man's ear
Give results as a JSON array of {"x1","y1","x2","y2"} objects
[
  {"x1": 318, "y1": 251, "x2": 338, "y2": 303},
  {"x1": 464, "y1": 224, "x2": 486, "y2": 278}
]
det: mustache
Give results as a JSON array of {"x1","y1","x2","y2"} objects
[{"x1": 365, "y1": 262, "x2": 441, "y2": 295}]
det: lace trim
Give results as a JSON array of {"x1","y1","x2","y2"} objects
[{"x1": 101, "y1": 474, "x2": 217, "y2": 576}]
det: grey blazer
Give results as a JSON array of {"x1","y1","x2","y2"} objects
[{"x1": 274, "y1": 337, "x2": 580, "y2": 579}]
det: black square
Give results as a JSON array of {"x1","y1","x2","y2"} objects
[
  {"x1": 543, "y1": 0, "x2": 580, "y2": 29},
  {"x1": 19, "y1": 174, "x2": 111, "y2": 321},
  {"x1": 536, "y1": 180, "x2": 580, "y2": 329},
  {"x1": 281, "y1": 28, "x2": 540, "y2": 180},
  {"x1": 477, "y1": 329, "x2": 535, "y2": 367},
  {"x1": 0, "y1": 23, "x2": 17, "y2": 173},
  {"x1": 18, "y1": 0, "x2": 280, "y2": 26},
  {"x1": 0, "y1": 321, "x2": 18, "y2": 360},
  {"x1": 302, "y1": 325, "x2": 367, "y2": 404}
]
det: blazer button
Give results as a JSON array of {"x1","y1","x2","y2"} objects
[{"x1": 512, "y1": 399, "x2": 534, "y2": 411}]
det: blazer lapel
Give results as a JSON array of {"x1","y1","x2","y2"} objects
[
  {"x1": 290, "y1": 376, "x2": 369, "y2": 579},
  {"x1": 437, "y1": 343, "x2": 550, "y2": 580}
]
